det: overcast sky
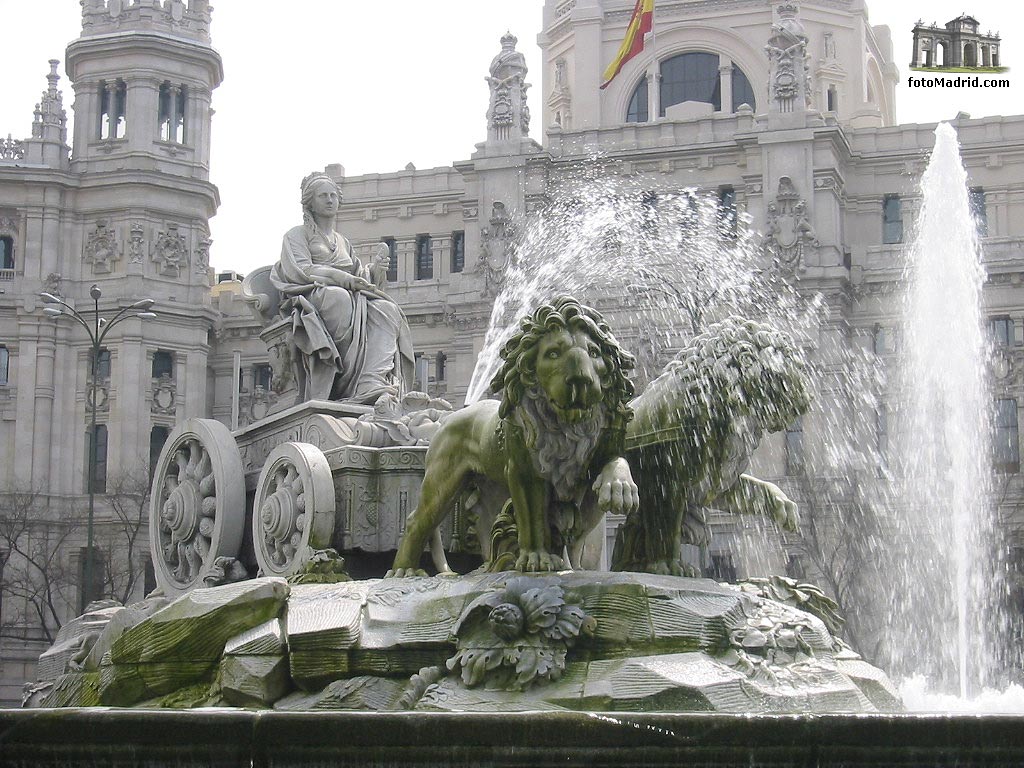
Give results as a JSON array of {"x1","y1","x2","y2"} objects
[{"x1": 0, "y1": 0, "x2": 1020, "y2": 276}]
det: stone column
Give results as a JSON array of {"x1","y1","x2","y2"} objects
[
  {"x1": 104, "y1": 82, "x2": 119, "y2": 140},
  {"x1": 434, "y1": 234, "x2": 452, "y2": 279},
  {"x1": 646, "y1": 63, "x2": 659, "y2": 121},
  {"x1": 169, "y1": 84, "x2": 182, "y2": 143},
  {"x1": 31, "y1": 329, "x2": 56, "y2": 492},
  {"x1": 118, "y1": 333, "x2": 145, "y2": 475},
  {"x1": 396, "y1": 237, "x2": 416, "y2": 283},
  {"x1": 718, "y1": 61, "x2": 733, "y2": 113},
  {"x1": 911, "y1": 31, "x2": 919, "y2": 66}
]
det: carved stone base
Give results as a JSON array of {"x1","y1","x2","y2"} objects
[{"x1": 30, "y1": 572, "x2": 901, "y2": 713}]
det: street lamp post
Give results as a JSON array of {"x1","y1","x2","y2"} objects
[{"x1": 40, "y1": 284, "x2": 156, "y2": 611}]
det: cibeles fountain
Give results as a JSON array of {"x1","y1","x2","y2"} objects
[{"x1": 8, "y1": 118, "x2": 1022, "y2": 763}]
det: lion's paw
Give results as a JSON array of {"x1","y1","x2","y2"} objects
[
  {"x1": 385, "y1": 567, "x2": 429, "y2": 578},
  {"x1": 645, "y1": 559, "x2": 700, "y2": 578},
  {"x1": 515, "y1": 550, "x2": 565, "y2": 572}
]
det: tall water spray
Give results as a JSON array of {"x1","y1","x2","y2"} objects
[{"x1": 892, "y1": 122, "x2": 1001, "y2": 697}]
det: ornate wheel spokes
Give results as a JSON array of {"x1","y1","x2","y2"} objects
[
  {"x1": 149, "y1": 419, "x2": 244, "y2": 596},
  {"x1": 253, "y1": 442, "x2": 335, "y2": 578},
  {"x1": 156, "y1": 438, "x2": 220, "y2": 582}
]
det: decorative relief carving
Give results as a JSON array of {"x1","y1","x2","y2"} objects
[
  {"x1": 486, "y1": 33, "x2": 531, "y2": 142},
  {"x1": 763, "y1": 175, "x2": 818, "y2": 274},
  {"x1": 194, "y1": 232, "x2": 212, "y2": 273},
  {"x1": 239, "y1": 385, "x2": 276, "y2": 427},
  {"x1": 151, "y1": 373, "x2": 177, "y2": 415},
  {"x1": 477, "y1": 202, "x2": 516, "y2": 297},
  {"x1": 152, "y1": 223, "x2": 188, "y2": 277},
  {"x1": 127, "y1": 222, "x2": 145, "y2": 264},
  {"x1": 0, "y1": 214, "x2": 19, "y2": 234},
  {"x1": 765, "y1": 4, "x2": 812, "y2": 113},
  {"x1": 83, "y1": 220, "x2": 120, "y2": 274},
  {"x1": 43, "y1": 272, "x2": 63, "y2": 298}
]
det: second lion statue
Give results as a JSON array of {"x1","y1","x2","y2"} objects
[{"x1": 389, "y1": 296, "x2": 639, "y2": 575}]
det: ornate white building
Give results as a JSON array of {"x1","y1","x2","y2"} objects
[{"x1": 1, "y1": 0, "x2": 1023, "y2": 702}]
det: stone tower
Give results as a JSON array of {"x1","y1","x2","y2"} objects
[{"x1": 18, "y1": 0, "x2": 224, "y2": 491}]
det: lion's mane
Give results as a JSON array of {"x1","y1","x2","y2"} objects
[
  {"x1": 492, "y1": 295, "x2": 635, "y2": 420},
  {"x1": 656, "y1": 316, "x2": 812, "y2": 437},
  {"x1": 490, "y1": 296, "x2": 636, "y2": 501}
]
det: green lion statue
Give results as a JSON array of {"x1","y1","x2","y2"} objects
[
  {"x1": 612, "y1": 316, "x2": 813, "y2": 576},
  {"x1": 390, "y1": 296, "x2": 639, "y2": 575}
]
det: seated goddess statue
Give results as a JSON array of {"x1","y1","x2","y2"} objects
[{"x1": 271, "y1": 172, "x2": 414, "y2": 404}]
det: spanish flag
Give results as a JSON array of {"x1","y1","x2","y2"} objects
[{"x1": 600, "y1": 0, "x2": 654, "y2": 89}]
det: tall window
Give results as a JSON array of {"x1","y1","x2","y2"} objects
[
  {"x1": 0, "y1": 345, "x2": 8, "y2": 386},
  {"x1": 882, "y1": 195, "x2": 903, "y2": 244},
  {"x1": 86, "y1": 424, "x2": 108, "y2": 493},
  {"x1": 989, "y1": 316, "x2": 1013, "y2": 348},
  {"x1": 873, "y1": 324, "x2": 891, "y2": 355},
  {"x1": 90, "y1": 347, "x2": 111, "y2": 381},
  {"x1": 435, "y1": 351, "x2": 447, "y2": 382},
  {"x1": 0, "y1": 235, "x2": 13, "y2": 270},
  {"x1": 77, "y1": 546, "x2": 107, "y2": 612},
  {"x1": 785, "y1": 418, "x2": 804, "y2": 475},
  {"x1": 158, "y1": 83, "x2": 187, "y2": 143},
  {"x1": 626, "y1": 76, "x2": 649, "y2": 123},
  {"x1": 415, "y1": 235, "x2": 433, "y2": 280},
  {"x1": 99, "y1": 80, "x2": 126, "y2": 140},
  {"x1": 451, "y1": 231, "x2": 465, "y2": 274},
  {"x1": 660, "y1": 53, "x2": 721, "y2": 115},
  {"x1": 413, "y1": 353, "x2": 430, "y2": 391},
  {"x1": 995, "y1": 398, "x2": 1020, "y2": 473},
  {"x1": 718, "y1": 186, "x2": 736, "y2": 236},
  {"x1": 149, "y1": 425, "x2": 169, "y2": 480},
  {"x1": 152, "y1": 350, "x2": 174, "y2": 379},
  {"x1": 969, "y1": 187, "x2": 988, "y2": 236},
  {"x1": 253, "y1": 363, "x2": 272, "y2": 391},
  {"x1": 826, "y1": 85, "x2": 838, "y2": 113},
  {"x1": 381, "y1": 237, "x2": 398, "y2": 282}
]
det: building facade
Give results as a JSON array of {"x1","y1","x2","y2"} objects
[{"x1": 1, "y1": 0, "x2": 1023, "y2": 702}]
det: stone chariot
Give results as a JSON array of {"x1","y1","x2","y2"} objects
[{"x1": 147, "y1": 266, "x2": 453, "y2": 597}]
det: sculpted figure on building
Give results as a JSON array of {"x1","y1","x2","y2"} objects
[{"x1": 270, "y1": 172, "x2": 415, "y2": 403}]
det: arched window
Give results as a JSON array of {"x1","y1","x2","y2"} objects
[
  {"x1": 731, "y1": 65, "x2": 756, "y2": 111},
  {"x1": 0, "y1": 235, "x2": 13, "y2": 270},
  {"x1": 626, "y1": 76, "x2": 649, "y2": 123},
  {"x1": 660, "y1": 52, "x2": 721, "y2": 115}
]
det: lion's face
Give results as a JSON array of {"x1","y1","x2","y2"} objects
[{"x1": 533, "y1": 327, "x2": 608, "y2": 424}]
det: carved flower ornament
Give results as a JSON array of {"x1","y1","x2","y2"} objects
[{"x1": 446, "y1": 577, "x2": 596, "y2": 691}]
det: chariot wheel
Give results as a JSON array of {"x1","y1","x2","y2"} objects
[
  {"x1": 149, "y1": 418, "x2": 245, "y2": 597},
  {"x1": 253, "y1": 442, "x2": 336, "y2": 578}
]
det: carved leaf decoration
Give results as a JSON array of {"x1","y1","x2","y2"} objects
[
  {"x1": 450, "y1": 591, "x2": 504, "y2": 636},
  {"x1": 448, "y1": 647, "x2": 504, "y2": 687},
  {"x1": 520, "y1": 583, "x2": 563, "y2": 633},
  {"x1": 543, "y1": 603, "x2": 588, "y2": 642}
]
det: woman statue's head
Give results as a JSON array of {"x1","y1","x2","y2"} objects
[{"x1": 300, "y1": 172, "x2": 342, "y2": 224}]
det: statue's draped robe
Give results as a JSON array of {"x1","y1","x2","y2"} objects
[{"x1": 271, "y1": 225, "x2": 414, "y2": 402}]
